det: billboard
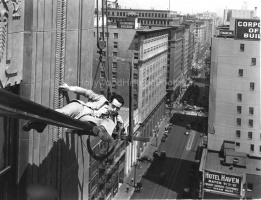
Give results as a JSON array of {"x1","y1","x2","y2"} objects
[
  {"x1": 117, "y1": 21, "x2": 135, "y2": 29},
  {"x1": 219, "y1": 30, "x2": 234, "y2": 37},
  {"x1": 235, "y1": 19, "x2": 260, "y2": 40},
  {"x1": 204, "y1": 170, "x2": 242, "y2": 195}
]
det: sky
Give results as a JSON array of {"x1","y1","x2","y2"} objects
[{"x1": 116, "y1": 0, "x2": 261, "y2": 17}]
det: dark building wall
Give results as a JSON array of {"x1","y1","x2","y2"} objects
[
  {"x1": 0, "y1": 0, "x2": 95, "y2": 199},
  {"x1": 92, "y1": 28, "x2": 137, "y2": 108},
  {"x1": 168, "y1": 27, "x2": 184, "y2": 95}
]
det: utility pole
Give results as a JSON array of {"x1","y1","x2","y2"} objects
[{"x1": 129, "y1": 60, "x2": 134, "y2": 166}]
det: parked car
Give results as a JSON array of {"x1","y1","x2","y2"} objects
[
  {"x1": 139, "y1": 156, "x2": 152, "y2": 162},
  {"x1": 161, "y1": 136, "x2": 166, "y2": 142}
]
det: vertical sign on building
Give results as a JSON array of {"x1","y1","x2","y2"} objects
[{"x1": 235, "y1": 19, "x2": 260, "y2": 40}]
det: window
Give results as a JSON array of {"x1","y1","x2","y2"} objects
[
  {"x1": 134, "y1": 64, "x2": 138, "y2": 70},
  {"x1": 237, "y1": 118, "x2": 241, "y2": 126},
  {"x1": 238, "y1": 69, "x2": 243, "y2": 77},
  {"x1": 251, "y1": 58, "x2": 256, "y2": 65},
  {"x1": 112, "y1": 81, "x2": 116, "y2": 89},
  {"x1": 236, "y1": 142, "x2": 240, "y2": 147},
  {"x1": 237, "y1": 93, "x2": 242, "y2": 102},
  {"x1": 100, "y1": 71, "x2": 105, "y2": 78},
  {"x1": 112, "y1": 72, "x2": 117, "y2": 79},
  {"x1": 250, "y1": 144, "x2": 254, "y2": 152},
  {"x1": 135, "y1": 43, "x2": 140, "y2": 50},
  {"x1": 236, "y1": 130, "x2": 241, "y2": 138},
  {"x1": 112, "y1": 12, "x2": 114, "y2": 16},
  {"x1": 112, "y1": 62, "x2": 117, "y2": 69},
  {"x1": 248, "y1": 132, "x2": 253, "y2": 139},
  {"x1": 93, "y1": 32, "x2": 95, "y2": 37},
  {"x1": 134, "y1": 53, "x2": 139, "y2": 59},
  {"x1": 113, "y1": 33, "x2": 118, "y2": 39},
  {"x1": 105, "y1": 32, "x2": 109, "y2": 38},
  {"x1": 237, "y1": 106, "x2": 241, "y2": 114},
  {"x1": 249, "y1": 107, "x2": 254, "y2": 115},
  {"x1": 249, "y1": 119, "x2": 253, "y2": 127},
  {"x1": 250, "y1": 82, "x2": 255, "y2": 90},
  {"x1": 113, "y1": 42, "x2": 118, "y2": 48},
  {"x1": 133, "y1": 73, "x2": 138, "y2": 79},
  {"x1": 134, "y1": 94, "x2": 138, "y2": 101},
  {"x1": 100, "y1": 32, "x2": 104, "y2": 38},
  {"x1": 240, "y1": 44, "x2": 244, "y2": 51},
  {"x1": 113, "y1": 52, "x2": 117, "y2": 57}
]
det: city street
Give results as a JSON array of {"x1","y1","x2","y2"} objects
[
  {"x1": 131, "y1": 68, "x2": 208, "y2": 199},
  {"x1": 131, "y1": 122, "x2": 202, "y2": 199}
]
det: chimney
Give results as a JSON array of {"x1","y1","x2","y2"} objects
[{"x1": 254, "y1": 7, "x2": 257, "y2": 17}]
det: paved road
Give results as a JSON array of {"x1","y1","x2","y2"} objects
[
  {"x1": 131, "y1": 71, "x2": 207, "y2": 200},
  {"x1": 131, "y1": 122, "x2": 201, "y2": 199}
]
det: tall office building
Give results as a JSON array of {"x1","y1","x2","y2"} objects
[
  {"x1": 92, "y1": 13, "x2": 168, "y2": 198},
  {"x1": 208, "y1": 18, "x2": 260, "y2": 157},
  {"x1": 200, "y1": 18, "x2": 260, "y2": 199}
]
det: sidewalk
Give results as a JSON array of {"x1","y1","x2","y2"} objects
[{"x1": 114, "y1": 116, "x2": 170, "y2": 200}]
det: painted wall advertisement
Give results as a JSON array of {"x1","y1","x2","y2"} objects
[
  {"x1": 235, "y1": 19, "x2": 260, "y2": 40},
  {"x1": 204, "y1": 170, "x2": 242, "y2": 195},
  {"x1": 117, "y1": 21, "x2": 135, "y2": 29}
]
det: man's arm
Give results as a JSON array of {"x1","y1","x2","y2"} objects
[{"x1": 59, "y1": 83, "x2": 107, "y2": 109}]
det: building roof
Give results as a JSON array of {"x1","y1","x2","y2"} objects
[
  {"x1": 205, "y1": 150, "x2": 261, "y2": 176},
  {"x1": 136, "y1": 27, "x2": 173, "y2": 34}
]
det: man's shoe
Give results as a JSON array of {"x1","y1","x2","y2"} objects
[
  {"x1": 93, "y1": 126, "x2": 114, "y2": 144},
  {"x1": 23, "y1": 121, "x2": 47, "y2": 133}
]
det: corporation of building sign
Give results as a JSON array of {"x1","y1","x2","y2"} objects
[{"x1": 235, "y1": 19, "x2": 260, "y2": 40}]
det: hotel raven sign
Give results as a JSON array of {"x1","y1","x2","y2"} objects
[
  {"x1": 204, "y1": 170, "x2": 242, "y2": 196},
  {"x1": 235, "y1": 19, "x2": 260, "y2": 40}
]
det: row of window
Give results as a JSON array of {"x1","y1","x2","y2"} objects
[
  {"x1": 236, "y1": 106, "x2": 254, "y2": 115},
  {"x1": 235, "y1": 143, "x2": 261, "y2": 153},
  {"x1": 143, "y1": 35, "x2": 168, "y2": 44},
  {"x1": 236, "y1": 118, "x2": 253, "y2": 127},
  {"x1": 107, "y1": 11, "x2": 168, "y2": 18},
  {"x1": 138, "y1": 19, "x2": 169, "y2": 25},
  {"x1": 235, "y1": 130, "x2": 261, "y2": 139},
  {"x1": 94, "y1": 32, "x2": 118, "y2": 39},
  {"x1": 143, "y1": 42, "x2": 168, "y2": 55}
]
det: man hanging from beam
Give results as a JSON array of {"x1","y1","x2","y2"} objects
[{"x1": 23, "y1": 83, "x2": 124, "y2": 147}]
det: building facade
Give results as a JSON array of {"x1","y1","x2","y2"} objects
[
  {"x1": 0, "y1": 0, "x2": 96, "y2": 200},
  {"x1": 166, "y1": 26, "x2": 185, "y2": 101},
  {"x1": 208, "y1": 18, "x2": 260, "y2": 157},
  {"x1": 106, "y1": 8, "x2": 180, "y2": 27},
  {"x1": 92, "y1": 14, "x2": 168, "y2": 198}
]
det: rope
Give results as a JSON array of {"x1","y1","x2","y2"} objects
[{"x1": 54, "y1": 0, "x2": 66, "y2": 196}]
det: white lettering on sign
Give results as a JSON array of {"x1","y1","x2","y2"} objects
[
  {"x1": 243, "y1": 33, "x2": 260, "y2": 39},
  {"x1": 238, "y1": 21, "x2": 260, "y2": 27}
]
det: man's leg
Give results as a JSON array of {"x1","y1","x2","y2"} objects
[
  {"x1": 77, "y1": 115, "x2": 118, "y2": 145},
  {"x1": 23, "y1": 102, "x2": 83, "y2": 133}
]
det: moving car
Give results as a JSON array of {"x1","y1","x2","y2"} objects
[{"x1": 185, "y1": 130, "x2": 190, "y2": 135}]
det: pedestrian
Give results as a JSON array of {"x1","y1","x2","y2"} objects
[{"x1": 126, "y1": 186, "x2": 129, "y2": 193}]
